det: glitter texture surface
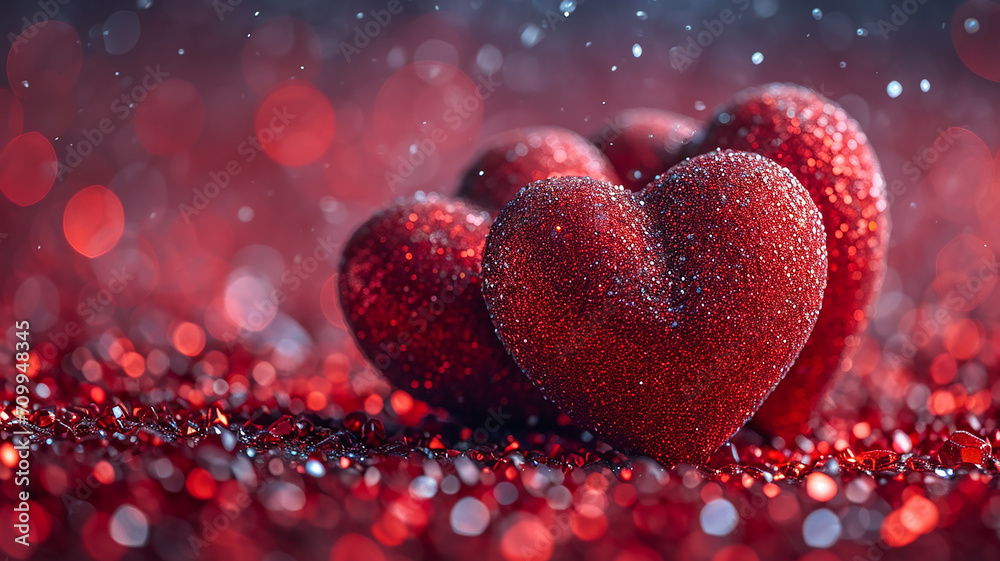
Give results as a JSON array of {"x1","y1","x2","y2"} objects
[
  {"x1": 591, "y1": 108, "x2": 699, "y2": 191},
  {"x1": 696, "y1": 83, "x2": 891, "y2": 438},
  {"x1": 480, "y1": 151, "x2": 828, "y2": 463},
  {"x1": 338, "y1": 193, "x2": 555, "y2": 422},
  {"x1": 456, "y1": 126, "x2": 620, "y2": 213}
]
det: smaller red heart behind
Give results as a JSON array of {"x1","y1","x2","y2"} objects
[
  {"x1": 591, "y1": 109, "x2": 699, "y2": 191},
  {"x1": 338, "y1": 193, "x2": 556, "y2": 423},
  {"x1": 694, "y1": 83, "x2": 890, "y2": 438},
  {"x1": 481, "y1": 151, "x2": 828, "y2": 463},
  {"x1": 457, "y1": 126, "x2": 620, "y2": 213}
]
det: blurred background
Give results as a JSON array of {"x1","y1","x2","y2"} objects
[{"x1": 2, "y1": 1, "x2": 1000, "y2": 560}]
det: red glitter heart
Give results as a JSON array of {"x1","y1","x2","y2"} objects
[
  {"x1": 338, "y1": 193, "x2": 555, "y2": 422},
  {"x1": 481, "y1": 151, "x2": 828, "y2": 463},
  {"x1": 456, "y1": 126, "x2": 620, "y2": 213},
  {"x1": 695, "y1": 83, "x2": 890, "y2": 438},
  {"x1": 591, "y1": 108, "x2": 699, "y2": 191}
]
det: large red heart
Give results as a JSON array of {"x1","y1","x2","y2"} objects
[
  {"x1": 481, "y1": 151, "x2": 828, "y2": 463},
  {"x1": 338, "y1": 193, "x2": 556, "y2": 423},
  {"x1": 694, "y1": 84, "x2": 890, "y2": 438}
]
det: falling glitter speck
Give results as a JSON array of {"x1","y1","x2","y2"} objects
[
  {"x1": 857, "y1": 28, "x2": 868, "y2": 36},
  {"x1": 694, "y1": 100, "x2": 707, "y2": 111},
  {"x1": 812, "y1": 8, "x2": 823, "y2": 20},
  {"x1": 887, "y1": 80, "x2": 902, "y2": 98},
  {"x1": 559, "y1": 0, "x2": 577, "y2": 14},
  {"x1": 752, "y1": 52, "x2": 764, "y2": 65},
  {"x1": 636, "y1": 10, "x2": 648, "y2": 20},
  {"x1": 920, "y1": 79, "x2": 931, "y2": 92},
  {"x1": 964, "y1": 18, "x2": 980, "y2": 34},
  {"x1": 632, "y1": 43, "x2": 642, "y2": 57}
]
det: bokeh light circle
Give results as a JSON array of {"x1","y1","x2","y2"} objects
[
  {"x1": 254, "y1": 81, "x2": 335, "y2": 167},
  {"x1": 927, "y1": 127, "x2": 993, "y2": 209},
  {"x1": 63, "y1": 185, "x2": 126, "y2": 257},
  {"x1": 6, "y1": 21, "x2": 83, "y2": 98},
  {"x1": 952, "y1": 0, "x2": 1000, "y2": 82},
  {"x1": 0, "y1": 131, "x2": 57, "y2": 206},
  {"x1": 933, "y1": 234, "x2": 997, "y2": 312},
  {"x1": 102, "y1": 11, "x2": 142, "y2": 55}
]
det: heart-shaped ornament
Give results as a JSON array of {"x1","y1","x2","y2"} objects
[
  {"x1": 694, "y1": 84, "x2": 890, "y2": 437},
  {"x1": 338, "y1": 192, "x2": 557, "y2": 423},
  {"x1": 481, "y1": 151, "x2": 828, "y2": 463}
]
